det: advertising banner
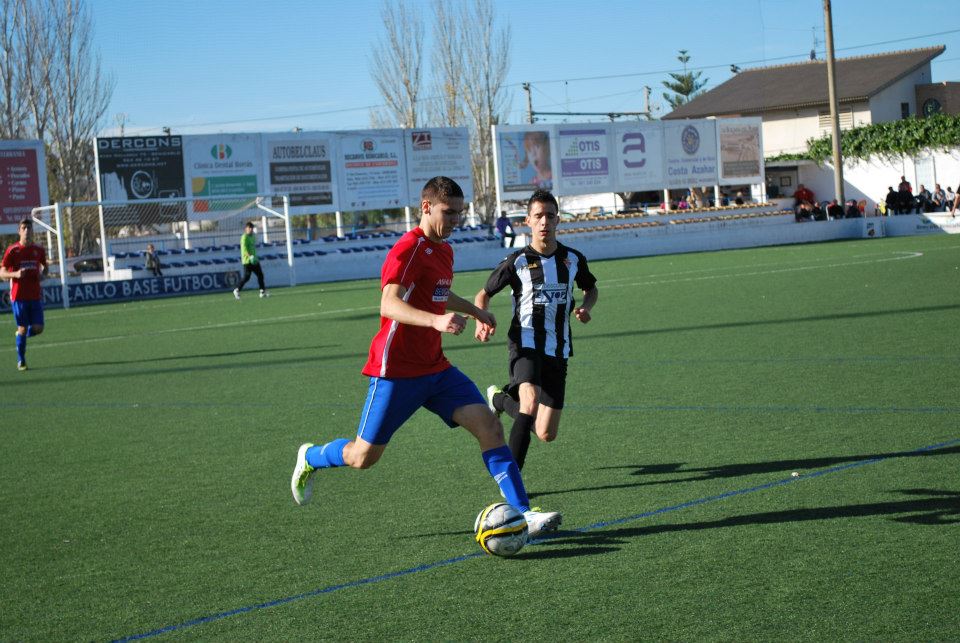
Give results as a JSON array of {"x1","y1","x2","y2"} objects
[
  {"x1": 0, "y1": 140, "x2": 49, "y2": 233},
  {"x1": 262, "y1": 133, "x2": 338, "y2": 214},
  {"x1": 183, "y1": 133, "x2": 261, "y2": 219},
  {"x1": 493, "y1": 125, "x2": 557, "y2": 200},
  {"x1": 0, "y1": 270, "x2": 240, "y2": 311},
  {"x1": 336, "y1": 129, "x2": 407, "y2": 210},
  {"x1": 662, "y1": 119, "x2": 718, "y2": 189},
  {"x1": 554, "y1": 124, "x2": 614, "y2": 195},
  {"x1": 716, "y1": 117, "x2": 763, "y2": 185},
  {"x1": 94, "y1": 136, "x2": 186, "y2": 202},
  {"x1": 404, "y1": 128, "x2": 473, "y2": 204},
  {"x1": 612, "y1": 121, "x2": 665, "y2": 192}
]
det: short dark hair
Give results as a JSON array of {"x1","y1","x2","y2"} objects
[
  {"x1": 421, "y1": 176, "x2": 463, "y2": 203},
  {"x1": 244, "y1": 221, "x2": 255, "y2": 230},
  {"x1": 527, "y1": 189, "x2": 558, "y2": 214},
  {"x1": 19, "y1": 218, "x2": 33, "y2": 228}
]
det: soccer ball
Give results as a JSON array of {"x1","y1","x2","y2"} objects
[{"x1": 474, "y1": 502, "x2": 528, "y2": 557}]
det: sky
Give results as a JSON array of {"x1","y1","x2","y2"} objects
[{"x1": 90, "y1": 0, "x2": 960, "y2": 137}]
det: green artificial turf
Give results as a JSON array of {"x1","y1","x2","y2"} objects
[{"x1": 1, "y1": 234, "x2": 958, "y2": 641}]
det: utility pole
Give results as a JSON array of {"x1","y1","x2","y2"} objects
[
  {"x1": 823, "y1": 0, "x2": 845, "y2": 205},
  {"x1": 522, "y1": 82, "x2": 534, "y2": 124}
]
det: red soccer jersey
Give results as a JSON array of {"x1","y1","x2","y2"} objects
[
  {"x1": 2, "y1": 242, "x2": 46, "y2": 301},
  {"x1": 362, "y1": 227, "x2": 454, "y2": 378}
]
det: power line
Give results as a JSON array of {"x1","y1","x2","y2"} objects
[{"x1": 124, "y1": 27, "x2": 960, "y2": 134}]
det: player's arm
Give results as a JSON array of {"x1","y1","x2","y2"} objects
[
  {"x1": 472, "y1": 289, "x2": 495, "y2": 341},
  {"x1": 447, "y1": 290, "x2": 495, "y2": 329},
  {"x1": 575, "y1": 286, "x2": 598, "y2": 323},
  {"x1": 0, "y1": 258, "x2": 20, "y2": 280},
  {"x1": 380, "y1": 282, "x2": 466, "y2": 335}
]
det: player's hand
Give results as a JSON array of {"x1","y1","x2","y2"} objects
[
  {"x1": 474, "y1": 307, "x2": 496, "y2": 329},
  {"x1": 574, "y1": 307, "x2": 592, "y2": 323},
  {"x1": 475, "y1": 321, "x2": 495, "y2": 342},
  {"x1": 435, "y1": 312, "x2": 467, "y2": 335}
]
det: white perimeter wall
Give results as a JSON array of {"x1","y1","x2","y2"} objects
[{"x1": 798, "y1": 147, "x2": 960, "y2": 212}]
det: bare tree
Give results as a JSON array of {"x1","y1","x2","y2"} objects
[
  {"x1": 369, "y1": 0, "x2": 423, "y2": 129},
  {"x1": 425, "y1": 0, "x2": 464, "y2": 127},
  {"x1": 459, "y1": 0, "x2": 511, "y2": 222}
]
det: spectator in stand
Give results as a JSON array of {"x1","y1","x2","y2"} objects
[
  {"x1": 495, "y1": 211, "x2": 517, "y2": 248},
  {"x1": 932, "y1": 184, "x2": 946, "y2": 212},
  {"x1": 144, "y1": 243, "x2": 162, "y2": 277},
  {"x1": 951, "y1": 184, "x2": 960, "y2": 217},
  {"x1": 827, "y1": 199, "x2": 844, "y2": 220},
  {"x1": 898, "y1": 175, "x2": 912, "y2": 192},
  {"x1": 896, "y1": 182, "x2": 913, "y2": 215},
  {"x1": 793, "y1": 183, "x2": 815, "y2": 213},
  {"x1": 811, "y1": 201, "x2": 827, "y2": 221},
  {"x1": 677, "y1": 196, "x2": 689, "y2": 210},
  {"x1": 915, "y1": 184, "x2": 932, "y2": 213},
  {"x1": 884, "y1": 187, "x2": 899, "y2": 216},
  {"x1": 845, "y1": 199, "x2": 862, "y2": 219},
  {"x1": 946, "y1": 186, "x2": 956, "y2": 213},
  {"x1": 795, "y1": 202, "x2": 813, "y2": 222},
  {"x1": 734, "y1": 191, "x2": 745, "y2": 205}
]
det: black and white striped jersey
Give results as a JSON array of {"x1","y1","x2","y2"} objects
[{"x1": 483, "y1": 242, "x2": 597, "y2": 359}]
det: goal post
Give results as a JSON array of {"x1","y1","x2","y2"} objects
[
  {"x1": 30, "y1": 204, "x2": 71, "y2": 309},
  {"x1": 45, "y1": 194, "x2": 294, "y2": 286}
]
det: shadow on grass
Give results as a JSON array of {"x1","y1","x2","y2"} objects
[
  {"x1": 530, "y1": 446, "x2": 960, "y2": 499},
  {"x1": 528, "y1": 489, "x2": 960, "y2": 558}
]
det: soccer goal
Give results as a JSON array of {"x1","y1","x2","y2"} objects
[
  {"x1": 30, "y1": 204, "x2": 71, "y2": 309},
  {"x1": 46, "y1": 194, "x2": 296, "y2": 287}
]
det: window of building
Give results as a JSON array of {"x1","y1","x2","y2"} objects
[
  {"x1": 901, "y1": 102, "x2": 910, "y2": 119},
  {"x1": 818, "y1": 109, "x2": 854, "y2": 129}
]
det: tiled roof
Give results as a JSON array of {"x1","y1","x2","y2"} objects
[{"x1": 663, "y1": 46, "x2": 945, "y2": 119}]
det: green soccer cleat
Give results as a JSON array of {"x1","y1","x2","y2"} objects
[{"x1": 291, "y1": 443, "x2": 317, "y2": 506}]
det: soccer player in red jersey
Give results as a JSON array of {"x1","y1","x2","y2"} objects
[
  {"x1": 1, "y1": 219, "x2": 47, "y2": 371},
  {"x1": 291, "y1": 176, "x2": 561, "y2": 537}
]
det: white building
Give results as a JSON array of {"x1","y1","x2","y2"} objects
[{"x1": 664, "y1": 46, "x2": 945, "y2": 157}]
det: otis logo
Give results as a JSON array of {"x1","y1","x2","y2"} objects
[
  {"x1": 210, "y1": 144, "x2": 232, "y2": 160},
  {"x1": 681, "y1": 126, "x2": 700, "y2": 155}
]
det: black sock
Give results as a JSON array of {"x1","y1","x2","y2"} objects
[
  {"x1": 495, "y1": 391, "x2": 520, "y2": 419},
  {"x1": 508, "y1": 413, "x2": 536, "y2": 470}
]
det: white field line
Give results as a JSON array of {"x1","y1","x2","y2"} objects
[
  {"x1": 603, "y1": 251, "x2": 923, "y2": 290},
  {"x1": 12, "y1": 249, "x2": 931, "y2": 351},
  {"x1": 27, "y1": 305, "x2": 380, "y2": 351}
]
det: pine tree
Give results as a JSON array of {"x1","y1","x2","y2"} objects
[{"x1": 662, "y1": 50, "x2": 708, "y2": 110}]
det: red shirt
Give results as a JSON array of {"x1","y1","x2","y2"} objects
[
  {"x1": 362, "y1": 227, "x2": 453, "y2": 378},
  {"x1": 2, "y1": 242, "x2": 47, "y2": 301}
]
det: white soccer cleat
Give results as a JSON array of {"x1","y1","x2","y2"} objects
[
  {"x1": 291, "y1": 443, "x2": 317, "y2": 506},
  {"x1": 233, "y1": 288, "x2": 241, "y2": 300},
  {"x1": 260, "y1": 289, "x2": 269, "y2": 298},
  {"x1": 486, "y1": 385, "x2": 502, "y2": 417},
  {"x1": 523, "y1": 508, "x2": 562, "y2": 538}
]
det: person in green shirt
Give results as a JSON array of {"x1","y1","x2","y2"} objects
[{"x1": 233, "y1": 221, "x2": 268, "y2": 299}]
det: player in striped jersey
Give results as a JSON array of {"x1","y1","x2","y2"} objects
[
  {"x1": 474, "y1": 190, "x2": 598, "y2": 470},
  {"x1": 290, "y1": 177, "x2": 561, "y2": 537}
]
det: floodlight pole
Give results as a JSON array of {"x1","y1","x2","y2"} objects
[{"x1": 823, "y1": 0, "x2": 845, "y2": 205}]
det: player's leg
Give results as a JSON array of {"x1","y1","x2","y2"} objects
[
  {"x1": 532, "y1": 356, "x2": 568, "y2": 443},
  {"x1": 253, "y1": 264, "x2": 267, "y2": 294},
  {"x1": 236, "y1": 264, "x2": 253, "y2": 292},
  {"x1": 26, "y1": 301, "x2": 43, "y2": 337},
  {"x1": 434, "y1": 368, "x2": 562, "y2": 536},
  {"x1": 12, "y1": 301, "x2": 30, "y2": 370},
  {"x1": 509, "y1": 382, "x2": 540, "y2": 469},
  {"x1": 291, "y1": 375, "x2": 425, "y2": 505}
]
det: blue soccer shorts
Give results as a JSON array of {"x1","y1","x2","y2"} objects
[
  {"x1": 11, "y1": 300, "x2": 44, "y2": 328},
  {"x1": 356, "y1": 366, "x2": 486, "y2": 445}
]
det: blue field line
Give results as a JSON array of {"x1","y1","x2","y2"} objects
[{"x1": 109, "y1": 436, "x2": 960, "y2": 642}]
